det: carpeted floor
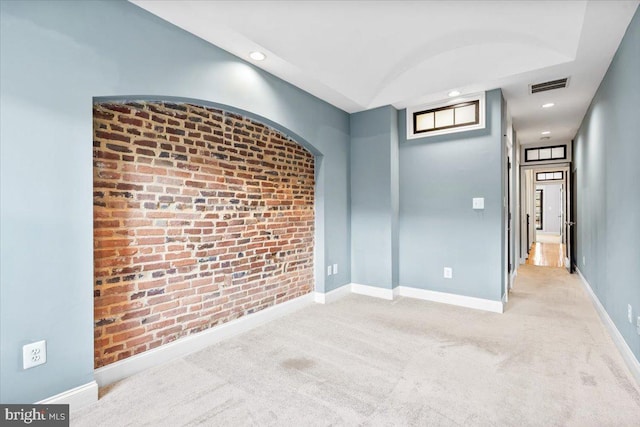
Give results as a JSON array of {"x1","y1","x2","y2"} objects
[{"x1": 73, "y1": 265, "x2": 640, "y2": 426}]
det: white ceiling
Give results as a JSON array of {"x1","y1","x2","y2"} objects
[{"x1": 130, "y1": 0, "x2": 638, "y2": 145}]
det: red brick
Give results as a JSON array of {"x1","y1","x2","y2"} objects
[{"x1": 93, "y1": 102, "x2": 314, "y2": 369}]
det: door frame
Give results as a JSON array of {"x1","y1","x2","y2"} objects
[{"x1": 519, "y1": 163, "x2": 571, "y2": 267}]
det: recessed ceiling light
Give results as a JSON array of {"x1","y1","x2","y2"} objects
[
  {"x1": 541, "y1": 131, "x2": 551, "y2": 135},
  {"x1": 542, "y1": 103, "x2": 555, "y2": 108},
  {"x1": 448, "y1": 90, "x2": 461, "y2": 97},
  {"x1": 249, "y1": 51, "x2": 266, "y2": 61}
]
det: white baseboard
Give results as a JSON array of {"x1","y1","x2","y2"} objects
[
  {"x1": 393, "y1": 286, "x2": 401, "y2": 298},
  {"x1": 94, "y1": 293, "x2": 315, "y2": 387},
  {"x1": 313, "y1": 282, "x2": 503, "y2": 313},
  {"x1": 314, "y1": 284, "x2": 351, "y2": 304},
  {"x1": 397, "y1": 286, "x2": 504, "y2": 313},
  {"x1": 576, "y1": 268, "x2": 640, "y2": 385},
  {"x1": 350, "y1": 283, "x2": 394, "y2": 300},
  {"x1": 37, "y1": 380, "x2": 98, "y2": 412}
]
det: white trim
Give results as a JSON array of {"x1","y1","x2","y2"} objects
[
  {"x1": 397, "y1": 286, "x2": 504, "y2": 313},
  {"x1": 576, "y1": 268, "x2": 640, "y2": 385},
  {"x1": 94, "y1": 293, "x2": 314, "y2": 387},
  {"x1": 37, "y1": 380, "x2": 98, "y2": 412},
  {"x1": 509, "y1": 269, "x2": 517, "y2": 290},
  {"x1": 350, "y1": 283, "x2": 395, "y2": 300},
  {"x1": 314, "y1": 284, "x2": 351, "y2": 304}
]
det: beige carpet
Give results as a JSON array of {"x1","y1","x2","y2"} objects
[{"x1": 73, "y1": 265, "x2": 640, "y2": 426}]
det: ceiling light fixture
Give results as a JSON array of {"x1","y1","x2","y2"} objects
[
  {"x1": 541, "y1": 131, "x2": 551, "y2": 135},
  {"x1": 249, "y1": 51, "x2": 266, "y2": 61},
  {"x1": 448, "y1": 90, "x2": 461, "y2": 97},
  {"x1": 542, "y1": 103, "x2": 555, "y2": 108}
]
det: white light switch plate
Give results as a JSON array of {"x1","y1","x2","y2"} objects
[
  {"x1": 333, "y1": 264, "x2": 338, "y2": 275},
  {"x1": 327, "y1": 266, "x2": 332, "y2": 276},
  {"x1": 473, "y1": 198, "x2": 485, "y2": 210}
]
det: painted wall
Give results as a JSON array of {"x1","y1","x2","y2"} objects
[
  {"x1": 536, "y1": 183, "x2": 562, "y2": 234},
  {"x1": 573, "y1": 7, "x2": 640, "y2": 362},
  {"x1": 398, "y1": 89, "x2": 504, "y2": 302},
  {"x1": 0, "y1": 0, "x2": 350, "y2": 403},
  {"x1": 350, "y1": 106, "x2": 399, "y2": 288}
]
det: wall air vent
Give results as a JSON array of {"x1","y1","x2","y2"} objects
[{"x1": 529, "y1": 78, "x2": 569, "y2": 94}]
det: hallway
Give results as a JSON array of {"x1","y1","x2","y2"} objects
[{"x1": 73, "y1": 266, "x2": 640, "y2": 426}]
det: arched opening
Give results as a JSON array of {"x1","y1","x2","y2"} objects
[{"x1": 93, "y1": 100, "x2": 315, "y2": 368}]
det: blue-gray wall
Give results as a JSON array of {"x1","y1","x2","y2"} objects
[
  {"x1": 398, "y1": 90, "x2": 504, "y2": 301},
  {"x1": 0, "y1": 0, "x2": 350, "y2": 403},
  {"x1": 350, "y1": 106, "x2": 399, "y2": 288},
  {"x1": 573, "y1": 7, "x2": 640, "y2": 362}
]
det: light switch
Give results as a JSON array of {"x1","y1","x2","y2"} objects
[
  {"x1": 327, "y1": 265, "x2": 332, "y2": 276},
  {"x1": 333, "y1": 264, "x2": 338, "y2": 275},
  {"x1": 473, "y1": 198, "x2": 485, "y2": 210}
]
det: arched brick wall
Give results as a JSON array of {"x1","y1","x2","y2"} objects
[{"x1": 93, "y1": 102, "x2": 315, "y2": 367}]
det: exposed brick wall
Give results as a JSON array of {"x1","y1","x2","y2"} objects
[{"x1": 93, "y1": 102, "x2": 314, "y2": 368}]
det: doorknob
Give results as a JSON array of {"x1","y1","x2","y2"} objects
[{"x1": 565, "y1": 221, "x2": 575, "y2": 226}]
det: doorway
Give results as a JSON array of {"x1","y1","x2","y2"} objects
[{"x1": 520, "y1": 164, "x2": 572, "y2": 269}]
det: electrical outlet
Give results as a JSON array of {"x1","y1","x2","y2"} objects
[
  {"x1": 629, "y1": 304, "x2": 633, "y2": 323},
  {"x1": 327, "y1": 265, "x2": 332, "y2": 276},
  {"x1": 333, "y1": 264, "x2": 338, "y2": 275},
  {"x1": 637, "y1": 316, "x2": 640, "y2": 335},
  {"x1": 444, "y1": 267, "x2": 453, "y2": 279},
  {"x1": 23, "y1": 340, "x2": 47, "y2": 369},
  {"x1": 583, "y1": 256, "x2": 586, "y2": 266}
]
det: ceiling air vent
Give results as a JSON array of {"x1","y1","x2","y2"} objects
[{"x1": 530, "y1": 78, "x2": 569, "y2": 94}]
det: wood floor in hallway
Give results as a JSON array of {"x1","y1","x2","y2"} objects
[{"x1": 526, "y1": 241, "x2": 565, "y2": 267}]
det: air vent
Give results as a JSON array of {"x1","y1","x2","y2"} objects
[
  {"x1": 530, "y1": 78, "x2": 569, "y2": 94},
  {"x1": 540, "y1": 136, "x2": 551, "y2": 140}
]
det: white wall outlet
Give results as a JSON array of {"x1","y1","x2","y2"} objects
[
  {"x1": 23, "y1": 340, "x2": 47, "y2": 369},
  {"x1": 628, "y1": 304, "x2": 633, "y2": 323},
  {"x1": 327, "y1": 265, "x2": 332, "y2": 276},
  {"x1": 472, "y1": 198, "x2": 485, "y2": 210},
  {"x1": 637, "y1": 316, "x2": 640, "y2": 335},
  {"x1": 333, "y1": 264, "x2": 338, "y2": 275},
  {"x1": 444, "y1": 267, "x2": 453, "y2": 279}
]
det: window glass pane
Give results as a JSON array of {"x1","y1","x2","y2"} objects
[
  {"x1": 527, "y1": 150, "x2": 539, "y2": 161},
  {"x1": 435, "y1": 109, "x2": 454, "y2": 128},
  {"x1": 551, "y1": 147, "x2": 565, "y2": 159},
  {"x1": 553, "y1": 172, "x2": 563, "y2": 179},
  {"x1": 415, "y1": 112, "x2": 434, "y2": 131},
  {"x1": 539, "y1": 148, "x2": 552, "y2": 160},
  {"x1": 454, "y1": 104, "x2": 476, "y2": 125}
]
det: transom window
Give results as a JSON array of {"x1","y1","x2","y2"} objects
[
  {"x1": 406, "y1": 93, "x2": 486, "y2": 140},
  {"x1": 413, "y1": 100, "x2": 480, "y2": 134},
  {"x1": 536, "y1": 171, "x2": 563, "y2": 181},
  {"x1": 525, "y1": 145, "x2": 566, "y2": 162}
]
